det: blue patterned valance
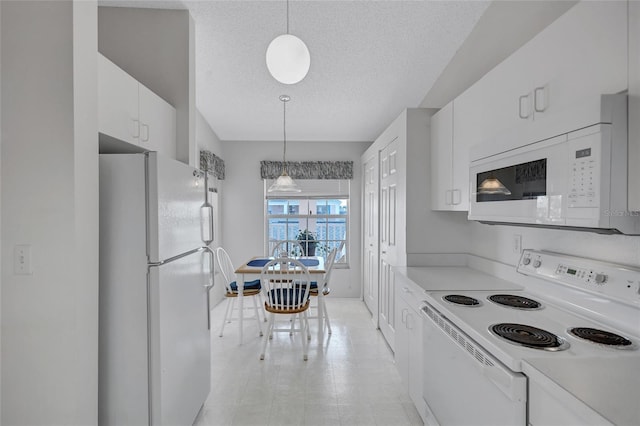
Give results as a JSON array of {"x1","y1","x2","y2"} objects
[
  {"x1": 260, "y1": 161, "x2": 353, "y2": 180},
  {"x1": 200, "y1": 150, "x2": 225, "y2": 180}
]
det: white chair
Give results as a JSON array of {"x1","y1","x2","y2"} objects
[
  {"x1": 216, "y1": 247, "x2": 264, "y2": 339},
  {"x1": 306, "y1": 247, "x2": 338, "y2": 335},
  {"x1": 260, "y1": 258, "x2": 312, "y2": 361},
  {"x1": 271, "y1": 240, "x2": 304, "y2": 258}
]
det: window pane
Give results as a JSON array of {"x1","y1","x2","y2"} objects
[
  {"x1": 288, "y1": 200, "x2": 299, "y2": 215},
  {"x1": 268, "y1": 218, "x2": 288, "y2": 242},
  {"x1": 267, "y1": 199, "x2": 286, "y2": 215},
  {"x1": 266, "y1": 196, "x2": 348, "y2": 265}
]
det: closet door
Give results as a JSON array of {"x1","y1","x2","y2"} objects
[
  {"x1": 379, "y1": 138, "x2": 399, "y2": 350},
  {"x1": 362, "y1": 154, "x2": 379, "y2": 324}
]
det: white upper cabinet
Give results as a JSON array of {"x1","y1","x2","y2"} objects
[
  {"x1": 138, "y1": 84, "x2": 177, "y2": 159},
  {"x1": 98, "y1": 53, "x2": 177, "y2": 159},
  {"x1": 430, "y1": 101, "x2": 468, "y2": 211},
  {"x1": 455, "y1": 1, "x2": 628, "y2": 156},
  {"x1": 98, "y1": 53, "x2": 139, "y2": 145},
  {"x1": 629, "y1": 0, "x2": 640, "y2": 211}
]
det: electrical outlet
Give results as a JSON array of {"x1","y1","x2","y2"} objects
[
  {"x1": 14, "y1": 244, "x2": 33, "y2": 275},
  {"x1": 513, "y1": 234, "x2": 522, "y2": 254}
]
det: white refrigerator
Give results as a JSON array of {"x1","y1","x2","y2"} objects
[{"x1": 99, "y1": 152, "x2": 212, "y2": 426}]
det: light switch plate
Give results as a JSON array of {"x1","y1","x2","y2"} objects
[
  {"x1": 14, "y1": 244, "x2": 33, "y2": 275},
  {"x1": 513, "y1": 234, "x2": 522, "y2": 254}
]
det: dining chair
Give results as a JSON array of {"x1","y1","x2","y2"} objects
[
  {"x1": 259, "y1": 258, "x2": 312, "y2": 361},
  {"x1": 305, "y1": 247, "x2": 338, "y2": 335},
  {"x1": 215, "y1": 247, "x2": 265, "y2": 339},
  {"x1": 271, "y1": 240, "x2": 304, "y2": 258}
]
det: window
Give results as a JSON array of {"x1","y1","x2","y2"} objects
[{"x1": 265, "y1": 180, "x2": 349, "y2": 266}]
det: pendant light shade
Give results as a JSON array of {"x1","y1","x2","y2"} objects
[
  {"x1": 478, "y1": 177, "x2": 512, "y2": 195},
  {"x1": 266, "y1": 34, "x2": 310, "y2": 85},
  {"x1": 268, "y1": 95, "x2": 301, "y2": 193},
  {"x1": 269, "y1": 172, "x2": 300, "y2": 193},
  {"x1": 266, "y1": 0, "x2": 310, "y2": 85}
]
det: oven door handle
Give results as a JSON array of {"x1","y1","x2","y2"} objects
[{"x1": 481, "y1": 360, "x2": 522, "y2": 401}]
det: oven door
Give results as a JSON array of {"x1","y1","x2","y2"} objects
[{"x1": 421, "y1": 302, "x2": 526, "y2": 426}]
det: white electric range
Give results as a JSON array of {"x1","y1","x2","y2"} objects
[{"x1": 419, "y1": 249, "x2": 640, "y2": 426}]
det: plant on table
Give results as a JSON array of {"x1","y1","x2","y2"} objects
[{"x1": 296, "y1": 229, "x2": 318, "y2": 256}]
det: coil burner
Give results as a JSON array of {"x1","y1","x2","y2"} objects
[
  {"x1": 443, "y1": 294, "x2": 481, "y2": 306},
  {"x1": 488, "y1": 294, "x2": 542, "y2": 310},
  {"x1": 490, "y1": 323, "x2": 569, "y2": 351},
  {"x1": 569, "y1": 327, "x2": 635, "y2": 349}
]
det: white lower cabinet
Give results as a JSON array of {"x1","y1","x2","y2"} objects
[
  {"x1": 394, "y1": 274, "x2": 426, "y2": 423},
  {"x1": 98, "y1": 53, "x2": 177, "y2": 159}
]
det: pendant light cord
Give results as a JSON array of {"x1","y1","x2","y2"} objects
[
  {"x1": 279, "y1": 94, "x2": 290, "y2": 174},
  {"x1": 286, "y1": 0, "x2": 290, "y2": 34},
  {"x1": 283, "y1": 98, "x2": 287, "y2": 172}
]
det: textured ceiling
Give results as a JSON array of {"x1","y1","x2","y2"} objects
[
  {"x1": 99, "y1": 1, "x2": 493, "y2": 142},
  {"x1": 187, "y1": 0, "x2": 490, "y2": 142}
]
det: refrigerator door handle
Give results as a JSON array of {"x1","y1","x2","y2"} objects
[
  {"x1": 202, "y1": 246, "x2": 215, "y2": 330},
  {"x1": 202, "y1": 246, "x2": 215, "y2": 290},
  {"x1": 148, "y1": 246, "x2": 207, "y2": 268}
]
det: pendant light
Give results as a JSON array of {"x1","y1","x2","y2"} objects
[
  {"x1": 268, "y1": 95, "x2": 301, "y2": 193},
  {"x1": 266, "y1": 0, "x2": 310, "y2": 85},
  {"x1": 478, "y1": 177, "x2": 512, "y2": 195}
]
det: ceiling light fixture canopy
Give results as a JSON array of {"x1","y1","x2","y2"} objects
[
  {"x1": 268, "y1": 95, "x2": 301, "y2": 193},
  {"x1": 266, "y1": 0, "x2": 310, "y2": 85},
  {"x1": 477, "y1": 177, "x2": 512, "y2": 195}
]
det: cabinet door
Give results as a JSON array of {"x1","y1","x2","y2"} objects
[
  {"x1": 629, "y1": 0, "x2": 640, "y2": 211},
  {"x1": 379, "y1": 139, "x2": 399, "y2": 349},
  {"x1": 394, "y1": 290, "x2": 409, "y2": 387},
  {"x1": 430, "y1": 102, "x2": 453, "y2": 210},
  {"x1": 362, "y1": 155, "x2": 379, "y2": 323},
  {"x1": 139, "y1": 84, "x2": 177, "y2": 159},
  {"x1": 380, "y1": 140, "x2": 399, "y2": 263},
  {"x1": 98, "y1": 54, "x2": 139, "y2": 145},
  {"x1": 406, "y1": 308, "x2": 423, "y2": 413},
  {"x1": 378, "y1": 258, "x2": 395, "y2": 351},
  {"x1": 526, "y1": 1, "x2": 627, "y2": 122},
  {"x1": 454, "y1": 49, "x2": 529, "y2": 156}
]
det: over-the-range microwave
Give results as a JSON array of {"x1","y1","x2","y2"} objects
[{"x1": 468, "y1": 94, "x2": 640, "y2": 234}]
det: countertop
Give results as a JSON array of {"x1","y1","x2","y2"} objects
[
  {"x1": 523, "y1": 356, "x2": 640, "y2": 425},
  {"x1": 394, "y1": 266, "x2": 523, "y2": 292}
]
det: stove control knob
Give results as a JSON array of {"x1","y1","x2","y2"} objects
[
  {"x1": 533, "y1": 260, "x2": 542, "y2": 268},
  {"x1": 594, "y1": 273, "x2": 607, "y2": 284},
  {"x1": 522, "y1": 257, "x2": 531, "y2": 266}
]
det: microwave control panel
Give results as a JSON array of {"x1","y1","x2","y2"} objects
[{"x1": 568, "y1": 129, "x2": 601, "y2": 208}]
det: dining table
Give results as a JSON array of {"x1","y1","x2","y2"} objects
[{"x1": 234, "y1": 255, "x2": 326, "y2": 345}]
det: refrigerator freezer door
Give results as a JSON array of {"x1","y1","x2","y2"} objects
[
  {"x1": 147, "y1": 152, "x2": 205, "y2": 262},
  {"x1": 148, "y1": 250, "x2": 211, "y2": 426}
]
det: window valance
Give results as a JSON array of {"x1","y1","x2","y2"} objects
[
  {"x1": 199, "y1": 150, "x2": 225, "y2": 180},
  {"x1": 260, "y1": 161, "x2": 353, "y2": 180}
]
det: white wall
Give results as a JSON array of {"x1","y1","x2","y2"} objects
[
  {"x1": 1, "y1": 1, "x2": 99, "y2": 424},
  {"x1": 470, "y1": 222, "x2": 640, "y2": 268},
  {"x1": 197, "y1": 109, "x2": 223, "y2": 156},
  {"x1": 0, "y1": 2, "x2": 3, "y2": 420},
  {"x1": 98, "y1": 7, "x2": 196, "y2": 166},
  {"x1": 222, "y1": 140, "x2": 370, "y2": 298}
]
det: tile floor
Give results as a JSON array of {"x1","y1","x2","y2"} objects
[{"x1": 194, "y1": 298, "x2": 423, "y2": 426}]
